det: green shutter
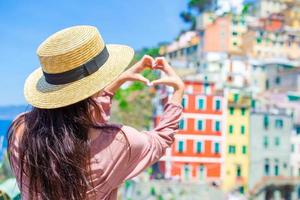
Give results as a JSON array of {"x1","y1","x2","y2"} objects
[
  {"x1": 179, "y1": 141, "x2": 184, "y2": 153},
  {"x1": 275, "y1": 137, "x2": 280, "y2": 146},
  {"x1": 241, "y1": 108, "x2": 246, "y2": 115},
  {"x1": 179, "y1": 119, "x2": 185, "y2": 130},
  {"x1": 241, "y1": 125, "x2": 245, "y2": 134},
  {"x1": 198, "y1": 120, "x2": 203, "y2": 130},
  {"x1": 233, "y1": 94, "x2": 239, "y2": 102},
  {"x1": 229, "y1": 125, "x2": 234, "y2": 134},
  {"x1": 263, "y1": 136, "x2": 268, "y2": 148},
  {"x1": 215, "y1": 100, "x2": 221, "y2": 110},
  {"x1": 181, "y1": 98, "x2": 186, "y2": 108},
  {"x1": 229, "y1": 107, "x2": 234, "y2": 115},
  {"x1": 198, "y1": 99, "x2": 204, "y2": 109},
  {"x1": 196, "y1": 142, "x2": 202, "y2": 153},
  {"x1": 215, "y1": 121, "x2": 220, "y2": 131},
  {"x1": 242, "y1": 146, "x2": 247, "y2": 154},
  {"x1": 214, "y1": 143, "x2": 220, "y2": 154}
]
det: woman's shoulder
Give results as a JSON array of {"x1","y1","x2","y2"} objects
[{"x1": 9, "y1": 112, "x2": 27, "y2": 146}]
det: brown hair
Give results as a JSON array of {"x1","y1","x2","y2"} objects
[{"x1": 7, "y1": 97, "x2": 103, "y2": 200}]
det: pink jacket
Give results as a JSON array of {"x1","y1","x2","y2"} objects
[{"x1": 10, "y1": 90, "x2": 183, "y2": 199}]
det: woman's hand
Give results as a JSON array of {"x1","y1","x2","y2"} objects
[
  {"x1": 97, "y1": 55, "x2": 154, "y2": 96},
  {"x1": 151, "y1": 57, "x2": 184, "y2": 90},
  {"x1": 118, "y1": 55, "x2": 154, "y2": 85},
  {"x1": 151, "y1": 57, "x2": 184, "y2": 106}
]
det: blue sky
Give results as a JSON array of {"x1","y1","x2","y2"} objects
[{"x1": 0, "y1": 0, "x2": 187, "y2": 106}]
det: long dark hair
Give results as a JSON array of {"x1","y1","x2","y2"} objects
[{"x1": 7, "y1": 97, "x2": 102, "y2": 200}]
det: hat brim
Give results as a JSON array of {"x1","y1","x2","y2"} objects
[{"x1": 24, "y1": 44, "x2": 134, "y2": 109}]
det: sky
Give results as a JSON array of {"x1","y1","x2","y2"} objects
[{"x1": 0, "y1": 0, "x2": 187, "y2": 106}]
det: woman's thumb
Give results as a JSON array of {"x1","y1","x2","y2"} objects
[
  {"x1": 151, "y1": 78, "x2": 168, "y2": 86},
  {"x1": 132, "y1": 74, "x2": 150, "y2": 85}
]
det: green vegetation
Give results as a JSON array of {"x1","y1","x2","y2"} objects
[
  {"x1": 180, "y1": 0, "x2": 214, "y2": 30},
  {"x1": 111, "y1": 47, "x2": 160, "y2": 130}
]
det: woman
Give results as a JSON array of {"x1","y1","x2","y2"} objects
[{"x1": 7, "y1": 25, "x2": 184, "y2": 200}]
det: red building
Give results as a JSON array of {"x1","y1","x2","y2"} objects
[{"x1": 155, "y1": 80, "x2": 225, "y2": 184}]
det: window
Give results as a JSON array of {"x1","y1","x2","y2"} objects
[
  {"x1": 232, "y1": 31, "x2": 238, "y2": 36},
  {"x1": 195, "y1": 141, "x2": 202, "y2": 153},
  {"x1": 263, "y1": 136, "x2": 269, "y2": 148},
  {"x1": 264, "y1": 159, "x2": 270, "y2": 175},
  {"x1": 275, "y1": 119, "x2": 283, "y2": 129},
  {"x1": 183, "y1": 164, "x2": 190, "y2": 181},
  {"x1": 265, "y1": 79, "x2": 269, "y2": 90},
  {"x1": 178, "y1": 140, "x2": 184, "y2": 153},
  {"x1": 275, "y1": 76, "x2": 281, "y2": 85},
  {"x1": 275, "y1": 137, "x2": 280, "y2": 146},
  {"x1": 233, "y1": 94, "x2": 239, "y2": 102},
  {"x1": 204, "y1": 83, "x2": 211, "y2": 94},
  {"x1": 229, "y1": 107, "x2": 234, "y2": 115},
  {"x1": 229, "y1": 125, "x2": 234, "y2": 134},
  {"x1": 241, "y1": 125, "x2": 245, "y2": 135},
  {"x1": 239, "y1": 186, "x2": 244, "y2": 194},
  {"x1": 241, "y1": 108, "x2": 246, "y2": 115},
  {"x1": 251, "y1": 99, "x2": 256, "y2": 108},
  {"x1": 292, "y1": 144, "x2": 295, "y2": 153},
  {"x1": 256, "y1": 37, "x2": 262, "y2": 44},
  {"x1": 236, "y1": 165, "x2": 241, "y2": 177},
  {"x1": 233, "y1": 42, "x2": 238, "y2": 46},
  {"x1": 214, "y1": 142, "x2": 220, "y2": 154},
  {"x1": 263, "y1": 115, "x2": 269, "y2": 129},
  {"x1": 182, "y1": 97, "x2": 187, "y2": 109},
  {"x1": 197, "y1": 97, "x2": 205, "y2": 110},
  {"x1": 214, "y1": 99, "x2": 221, "y2": 111},
  {"x1": 197, "y1": 120, "x2": 204, "y2": 131},
  {"x1": 242, "y1": 145, "x2": 247, "y2": 154},
  {"x1": 215, "y1": 121, "x2": 221, "y2": 131},
  {"x1": 179, "y1": 119, "x2": 185, "y2": 130},
  {"x1": 274, "y1": 160, "x2": 279, "y2": 176},
  {"x1": 228, "y1": 145, "x2": 236, "y2": 154},
  {"x1": 198, "y1": 165, "x2": 205, "y2": 181}
]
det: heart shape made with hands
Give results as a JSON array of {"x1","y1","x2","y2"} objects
[{"x1": 127, "y1": 55, "x2": 173, "y2": 87}]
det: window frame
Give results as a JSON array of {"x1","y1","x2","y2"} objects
[
  {"x1": 179, "y1": 118, "x2": 187, "y2": 130},
  {"x1": 196, "y1": 95, "x2": 206, "y2": 110},
  {"x1": 182, "y1": 95, "x2": 188, "y2": 109},
  {"x1": 194, "y1": 140, "x2": 204, "y2": 154},
  {"x1": 214, "y1": 120, "x2": 221, "y2": 132},
  {"x1": 195, "y1": 119, "x2": 206, "y2": 131},
  {"x1": 213, "y1": 97, "x2": 222, "y2": 111},
  {"x1": 177, "y1": 140, "x2": 186, "y2": 153}
]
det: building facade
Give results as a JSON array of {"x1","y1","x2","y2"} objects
[
  {"x1": 222, "y1": 89, "x2": 251, "y2": 194},
  {"x1": 249, "y1": 108, "x2": 292, "y2": 193},
  {"x1": 159, "y1": 80, "x2": 225, "y2": 184}
]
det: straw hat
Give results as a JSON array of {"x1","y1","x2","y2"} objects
[{"x1": 24, "y1": 25, "x2": 134, "y2": 109}]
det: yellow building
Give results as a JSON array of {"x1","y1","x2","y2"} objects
[{"x1": 223, "y1": 89, "x2": 251, "y2": 194}]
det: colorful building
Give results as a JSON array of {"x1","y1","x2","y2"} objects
[
  {"x1": 160, "y1": 31, "x2": 200, "y2": 69},
  {"x1": 249, "y1": 107, "x2": 292, "y2": 198},
  {"x1": 254, "y1": 0, "x2": 288, "y2": 18},
  {"x1": 157, "y1": 80, "x2": 225, "y2": 184},
  {"x1": 242, "y1": 23, "x2": 300, "y2": 60},
  {"x1": 222, "y1": 89, "x2": 251, "y2": 193},
  {"x1": 203, "y1": 14, "x2": 248, "y2": 55}
]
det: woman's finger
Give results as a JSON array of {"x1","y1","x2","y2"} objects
[
  {"x1": 130, "y1": 74, "x2": 150, "y2": 85},
  {"x1": 142, "y1": 55, "x2": 154, "y2": 68},
  {"x1": 151, "y1": 77, "x2": 172, "y2": 86}
]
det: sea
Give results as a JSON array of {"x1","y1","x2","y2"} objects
[{"x1": 0, "y1": 120, "x2": 12, "y2": 161}]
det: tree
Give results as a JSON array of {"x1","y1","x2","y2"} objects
[
  {"x1": 110, "y1": 47, "x2": 159, "y2": 130},
  {"x1": 180, "y1": 0, "x2": 214, "y2": 30}
]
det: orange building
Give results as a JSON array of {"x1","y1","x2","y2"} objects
[
  {"x1": 203, "y1": 14, "x2": 248, "y2": 55},
  {"x1": 156, "y1": 80, "x2": 225, "y2": 184}
]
